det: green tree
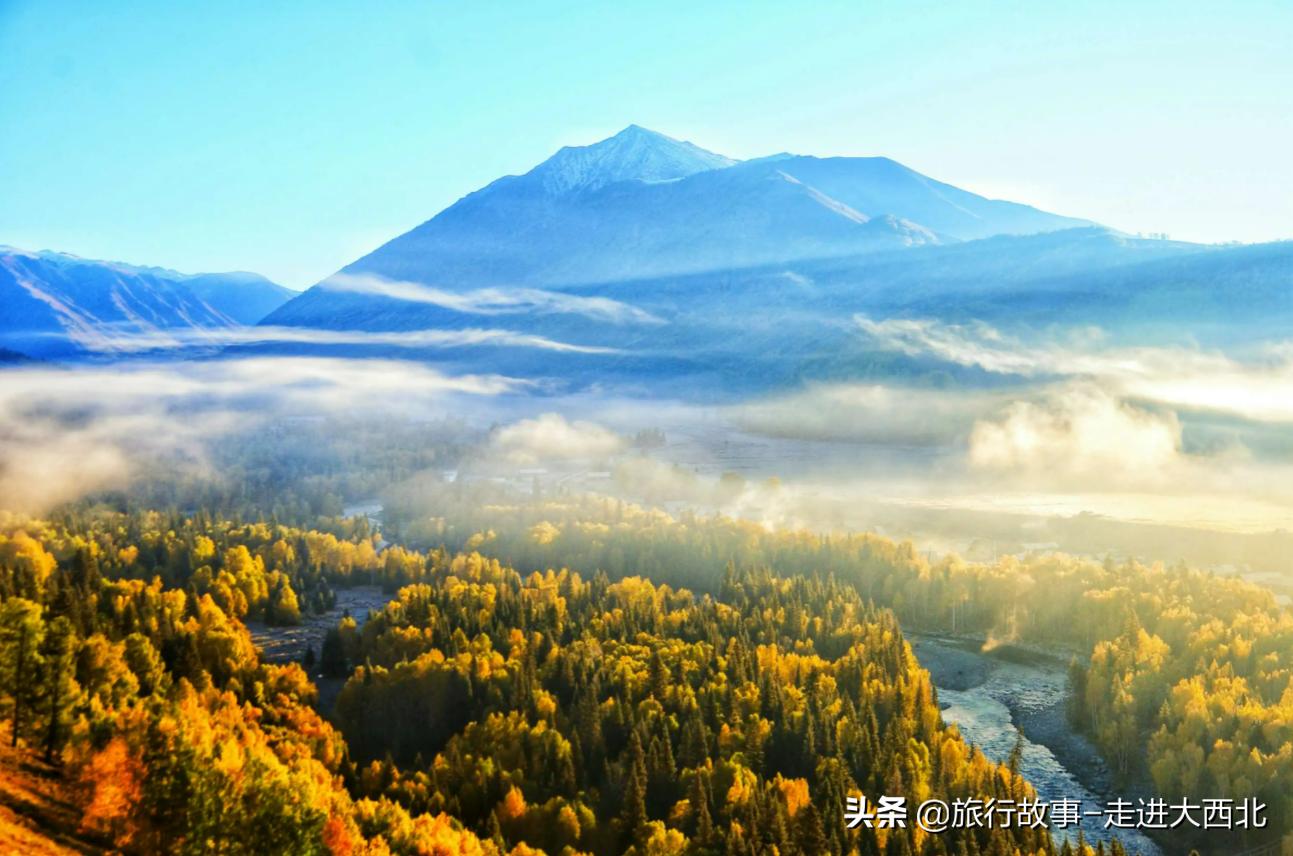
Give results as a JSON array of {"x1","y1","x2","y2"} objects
[
  {"x1": 319, "y1": 627, "x2": 347, "y2": 677},
  {"x1": 623, "y1": 730, "x2": 650, "y2": 841},
  {"x1": 40, "y1": 615, "x2": 77, "y2": 761},
  {"x1": 0, "y1": 598, "x2": 46, "y2": 746}
]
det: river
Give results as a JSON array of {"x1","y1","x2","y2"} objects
[{"x1": 910, "y1": 634, "x2": 1164, "y2": 856}]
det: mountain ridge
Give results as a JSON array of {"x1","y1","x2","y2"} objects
[
  {"x1": 255, "y1": 125, "x2": 1276, "y2": 399},
  {"x1": 272, "y1": 125, "x2": 1092, "y2": 308},
  {"x1": 16, "y1": 125, "x2": 1277, "y2": 394},
  {"x1": 0, "y1": 247, "x2": 294, "y2": 359},
  {"x1": 244, "y1": 227, "x2": 1293, "y2": 403}
]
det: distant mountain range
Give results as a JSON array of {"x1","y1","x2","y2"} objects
[
  {"x1": 0, "y1": 247, "x2": 294, "y2": 359},
  {"x1": 5, "y1": 126, "x2": 1291, "y2": 395},
  {"x1": 267, "y1": 125, "x2": 1090, "y2": 327},
  {"x1": 250, "y1": 225, "x2": 1292, "y2": 397},
  {"x1": 255, "y1": 126, "x2": 1291, "y2": 396}
]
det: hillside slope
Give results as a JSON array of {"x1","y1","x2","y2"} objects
[
  {"x1": 251, "y1": 228, "x2": 1266, "y2": 399},
  {"x1": 0, "y1": 733, "x2": 106, "y2": 855},
  {"x1": 0, "y1": 247, "x2": 291, "y2": 359}
]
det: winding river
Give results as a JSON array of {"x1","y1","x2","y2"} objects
[{"x1": 910, "y1": 635, "x2": 1163, "y2": 856}]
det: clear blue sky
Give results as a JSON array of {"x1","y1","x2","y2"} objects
[{"x1": 2, "y1": 0, "x2": 1290, "y2": 288}]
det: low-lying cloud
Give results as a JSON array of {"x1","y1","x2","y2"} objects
[
  {"x1": 67, "y1": 324, "x2": 616, "y2": 356},
  {"x1": 856, "y1": 314, "x2": 1293, "y2": 425},
  {"x1": 0, "y1": 356, "x2": 524, "y2": 513},
  {"x1": 487, "y1": 413, "x2": 625, "y2": 466},
  {"x1": 968, "y1": 385, "x2": 1184, "y2": 484},
  {"x1": 729, "y1": 382, "x2": 1011, "y2": 445},
  {"x1": 324, "y1": 272, "x2": 664, "y2": 325},
  {"x1": 7, "y1": 307, "x2": 1293, "y2": 549}
]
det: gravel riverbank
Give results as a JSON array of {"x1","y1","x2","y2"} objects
[{"x1": 909, "y1": 633, "x2": 1163, "y2": 856}]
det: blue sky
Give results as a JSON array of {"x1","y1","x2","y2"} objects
[{"x1": 2, "y1": 0, "x2": 1290, "y2": 288}]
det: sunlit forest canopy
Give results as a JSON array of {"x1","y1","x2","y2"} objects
[
  {"x1": 1, "y1": 465, "x2": 1288, "y2": 854},
  {"x1": 0, "y1": 509, "x2": 1068, "y2": 855}
]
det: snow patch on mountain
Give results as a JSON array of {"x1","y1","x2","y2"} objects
[{"x1": 526, "y1": 124, "x2": 737, "y2": 195}]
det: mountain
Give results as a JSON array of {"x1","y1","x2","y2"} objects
[
  {"x1": 316, "y1": 126, "x2": 946, "y2": 290},
  {"x1": 0, "y1": 347, "x2": 32, "y2": 364},
  {"x1": 246, "y1": 224, "x2": 1293, "y2": 400},
  {"x1": 528, "y1": 123, "x2": 737, "y2": 194},
  {"x1": 265, "y1": 125, "x2": 1090, "y2": 334},
  {"x1": 0, "y1": 247, "x2": 293, "y2": 359},
  {"x1": 248, "y1": 125, "x2": 1293, "y2": 398},
  {"x1": 754, "y1": 155, "x2": 1092, "y2": 240},
  {"x1": 172, "y1": 271, "x2": 295, "y2": 324}
]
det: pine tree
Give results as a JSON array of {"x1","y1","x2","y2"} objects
[
  {"x1": 320, "y1": 627, "x2": 347, "y2": 677},
  {"x1": 679, "y1": 706, "x2": 710, "y2": 768},
  {"x1": 690, "y1": 770, "x2": 715, "y2": 844},
  {"x1": 648, "y1": 648, "x2": 669, "y2": 700},
  {"x1": 0, "y1": 598, "x2": 45, "y2": 746},
  {"x1": 70, "y1": 547, "x2": 100, "y2": 594},
  {"x1": 623, "y1": 730, "x2": 649, "y2": 840},
  {"x1": 1006, "y1": 732, "x2": 1025, "y2": 799},
  {"x1": 795, "y1": 802, "x2": 829, "y2": 856},
  {"x1": 40, "y1": 615, "x2": 76, "y2": 761}
]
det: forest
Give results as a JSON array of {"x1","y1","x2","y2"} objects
[
  {"x1": 0, "y1": 508, "x2": 1066, "y2": 855},
  {"x1": 0, "y1": 425, "x2": 1287, "y2": 854},
  {"x1": 385, "y1": 488, "x2": 1293, "y2": 853}
]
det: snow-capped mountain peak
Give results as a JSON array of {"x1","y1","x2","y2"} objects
[{"x1": 525, "y1": 124, "x2": 738, "y2": 195}]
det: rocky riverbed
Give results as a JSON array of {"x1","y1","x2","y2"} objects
[
  {"x1": 910, "y1": 634, "x2": 1163, "y2": 856},
  {"x1": 247, "y1": 584, "x2": 392, "y2": 711},
  {"x1": 247, "y1": 584, "x2": 390, "y2": 666}
]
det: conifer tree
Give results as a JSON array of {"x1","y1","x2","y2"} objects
[
  {"x1": 623, "y1": 730, "x2": 650, "y2": 839},
  {"x1": 0, "y1": 598, "x2": 45, "y2": 746},
  {"x1": 796, "y1": 802, "x2": 829, "y2": 856},
  {"x1": 40, "y1": 615, "x2": 76, "y2": 761}
]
